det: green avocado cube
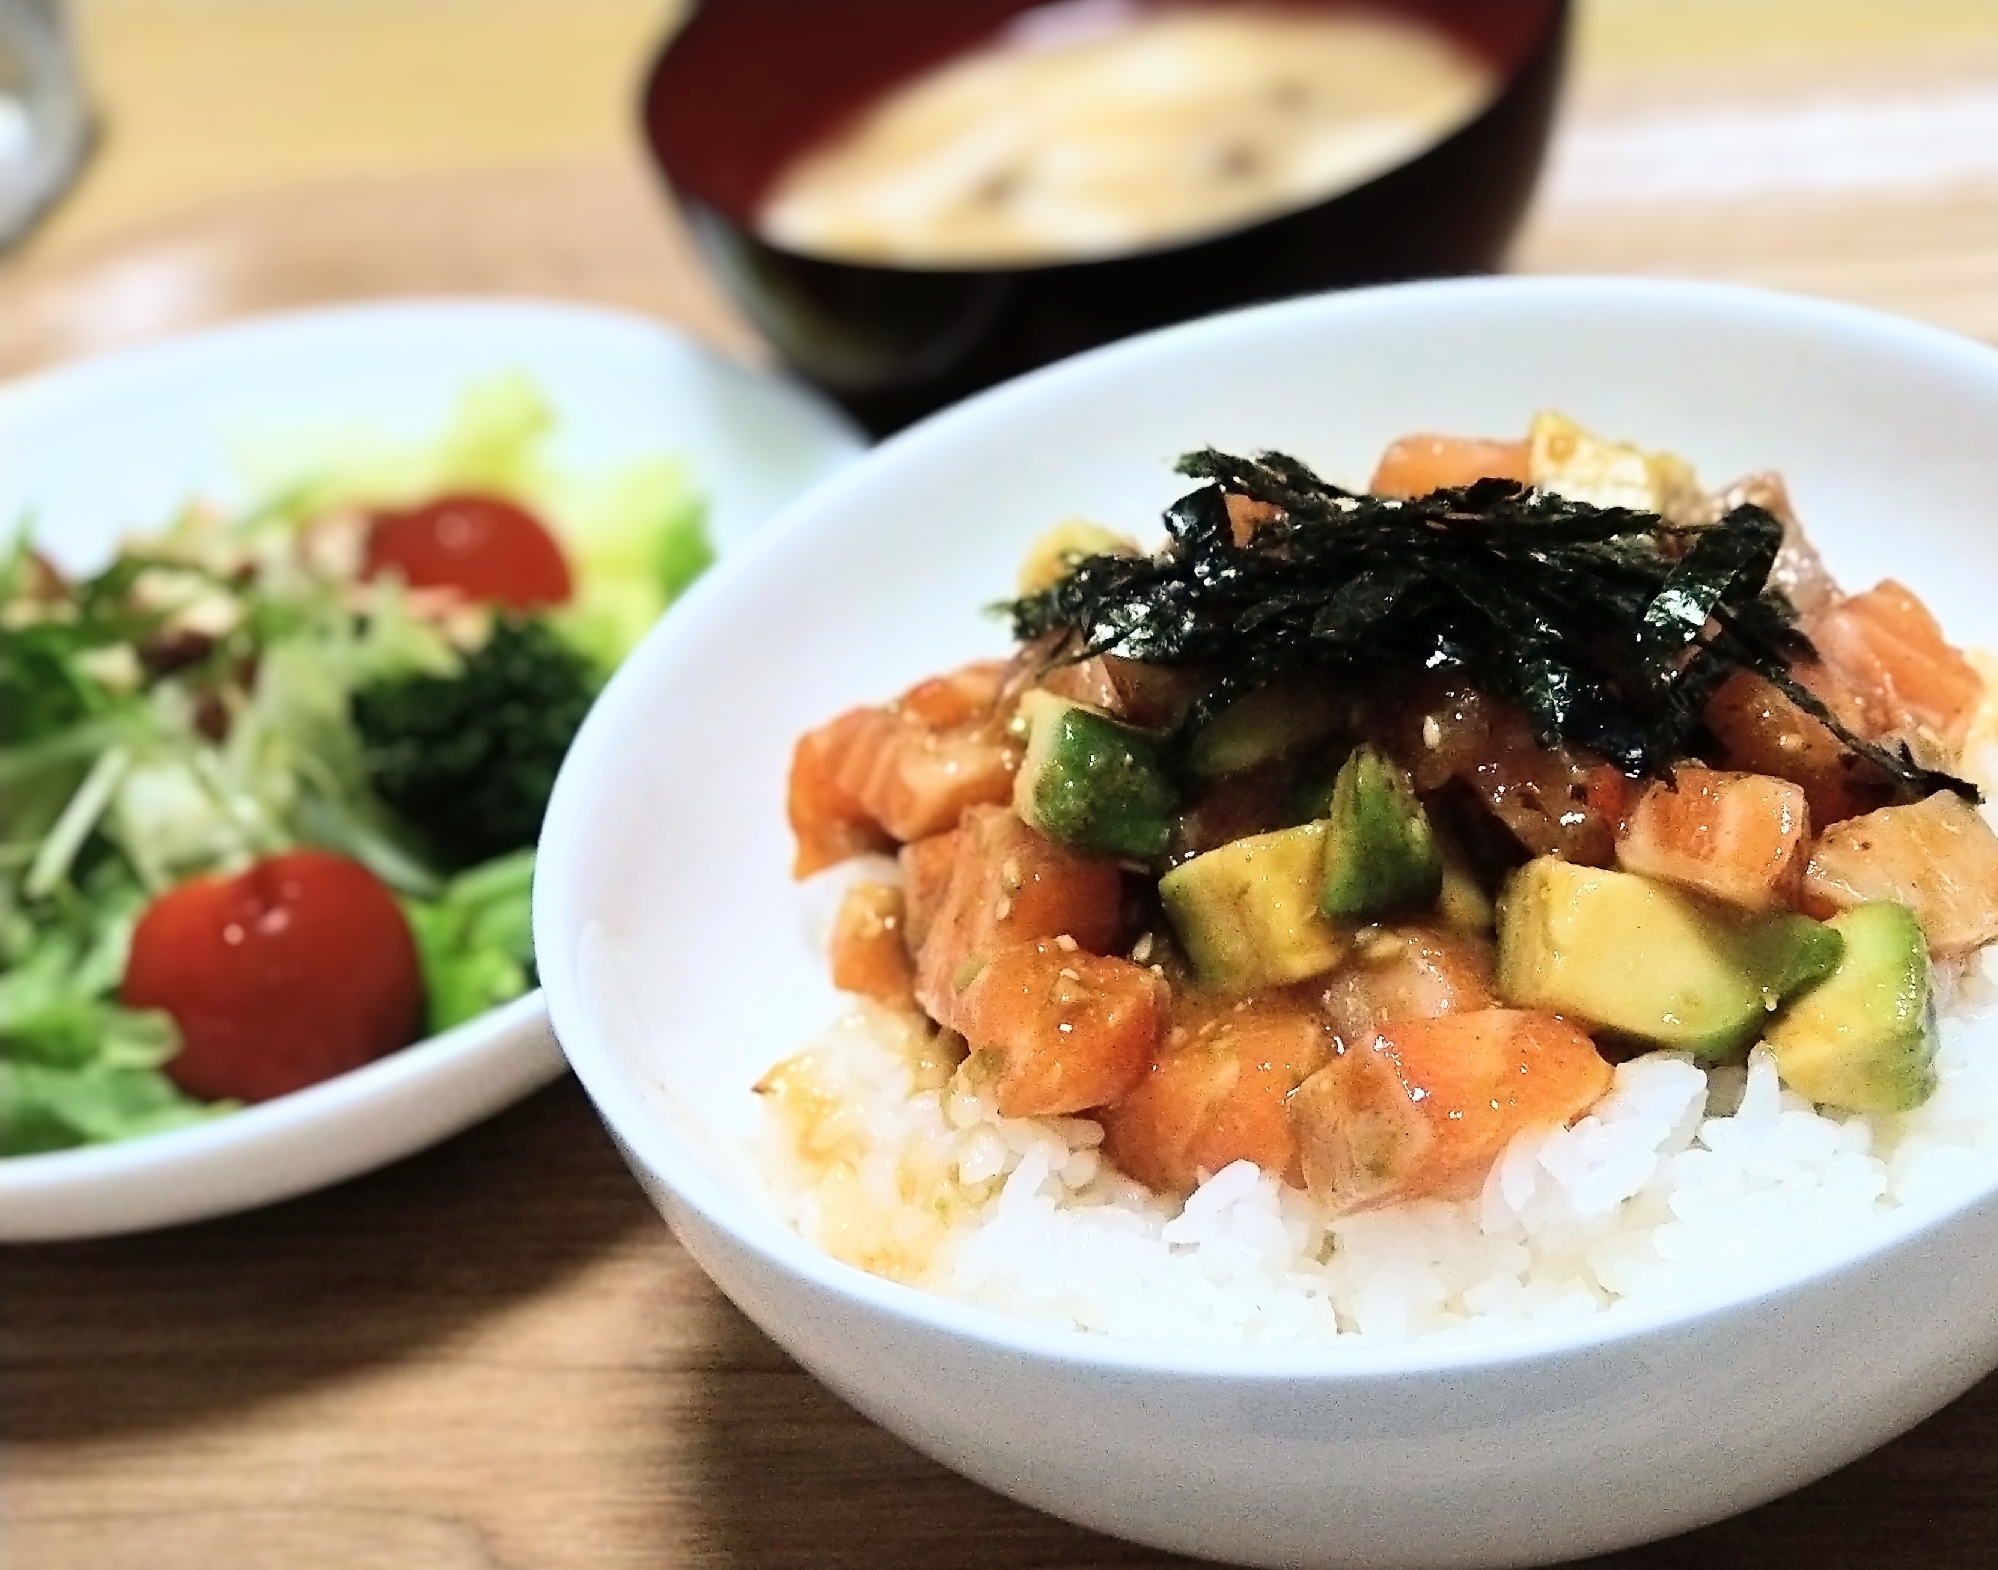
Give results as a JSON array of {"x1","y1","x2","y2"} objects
[
  {"x1": 1497, "y1": 858, "x2": 1840, "y2": 1061},
  {"x1": 1187, "y1": 683, "x2": 1342, "y2": 781},
  {"x1": 1766, "y1": 902, "x2": 1937, "y2": 1113},
  {"x1": 1013, "y1": 690, "x2": 1179, "y2": 861},
  {"x1": 1734, "y1": 913, "x2": 1845, "y2": 1012},
  {"x1": 1319, "y1": 745, "x2": 1443, "y2": 921},
  {"x1": 1160, "y1": 821, "x2": 1346, "y2": 994}
]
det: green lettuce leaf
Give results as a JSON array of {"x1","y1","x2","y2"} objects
[
  {"x1": 401, "y1": 848, "x2": 537, "y2": 1035},
  {"x1": 0, "y1": 861, "x2": 220, "y2": 1155},
  {"x1": 1, "y1": 1061, "x2": 227, "y2": 1156}
]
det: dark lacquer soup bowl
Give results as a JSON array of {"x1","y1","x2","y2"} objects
[{"x1": 643, "y1": 0, "x2": 1569, "y2": 434}]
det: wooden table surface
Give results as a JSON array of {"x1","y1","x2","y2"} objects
[{"x1": 11, "y1": 5, "x2": 1998, "y2": 1567}]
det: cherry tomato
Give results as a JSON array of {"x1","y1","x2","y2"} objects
[
  {"x1": 364, "y1": 492, "x2": 573, "y2": 609},
  {"x1": 123, "y1": 850, "x2": 425, "y2": 1103}
]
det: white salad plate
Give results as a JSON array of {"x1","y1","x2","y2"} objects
[
  {"x1": 536, "y1": 277, "x2": 1998, "y2": 1568},
  {"x1": 0, "y1": 298, "x2": 864, "y2": 1241}
]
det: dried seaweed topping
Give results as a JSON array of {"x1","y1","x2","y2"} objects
[{"x1": 1010, "y1": 449, "x2": 1976, "y2": 802}]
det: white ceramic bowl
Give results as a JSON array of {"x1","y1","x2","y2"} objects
[
  {"x1": 534, "y1": 278, "x2": 1998, "y2": 1569},
  {"x1": 0, "y1": 299, "x2": 863, "y2": 1241}
]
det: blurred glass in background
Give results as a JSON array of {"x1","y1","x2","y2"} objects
[{"x1": 0, "y1": 0, "x2": 90, "y2": 250}]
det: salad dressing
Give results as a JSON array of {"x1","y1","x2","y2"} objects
[{"x1": 757, "y1": 2, "x2": 1498, "y2": 267}]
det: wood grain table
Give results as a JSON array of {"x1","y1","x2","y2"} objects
[{"x1": 12, "y1": 6, "x2": 1998, "y2": 1567}]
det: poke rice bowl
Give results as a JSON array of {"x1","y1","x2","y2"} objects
[{"x1": 535, "y1": 276, "x2": 1998, "y2": 1568}]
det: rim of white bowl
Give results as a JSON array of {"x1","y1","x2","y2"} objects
[
  {"x1": 0, "y1": 294, "x2": 754, "y2": 404},
  {"x1": 0, "y1": 297, "x2": 863, "y2": 1223},
  {"x1": 0, "y1": 992, "x2": 551, "y2": 1193},
  {"x1": 539, "y1": 274, "x2": 1998, "y2": 1379}
]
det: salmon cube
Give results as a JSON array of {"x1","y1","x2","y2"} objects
[
  {"x1": 1804, "y1": 790, "x2": 1998, "y2": 954},
  {"x1": 1317, "y1": 924, "x2": 1496, "y2": 1048},
  {"x1": 1101, "y1": 994, "x2": 1332, "y2": 1194},
  {"x1": 894, "y1": 661, "x2": 1006, "y2": 729},
  {"x1": 1289, "y1": 1009, "x2": 1611, "y2": 1217},
  {"x1": 1703, "y1": 667, "x2": 1896, "y2": 827},
  {"x1": 787, "y1": 662, "x2": 1021, "y2": 876},
  {"x1": 833, "y1": 707, "x2": 1016, "y2": 847},
  {"x1": 789, "y1": 708, "x2": 897, "y2": 876},
  {"x1": 1370, "y1": 434, "x2": 1530, "y2": 499},
  {"x1": 1223, "y1": 493, "x2": 1285, "y2": 546},
  {"x1": 1616, "y1": 768, "x2": 1810, "y2": 914},
  {"x1": 1809, "y1": 581, "x2": 1982, "y2": 747},
  {"x1": 956, "y1": 941, "x2": 1165, "y2": 1117},
  {"x1": 897, "y1": 831, "x2": 960, "y2": 953},
  {"x1": 829, "y1": 882, "x2": 915, "y2": 1009},
  {"x1": 913, "y1": 807, "x2": 1125, "y2": 1027}
]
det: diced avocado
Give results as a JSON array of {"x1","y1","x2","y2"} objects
[
  {"x1": 1432, "y1": 819, "x2": 1495, "y2": 933},
  {"x1": 1013, "y1": 690, "x2": 1178, "y2": 861},
  {"x1": 1766, "y1": 903, "x2": 1937, "y2": 1113},
  {"x1": 1734, "y1": 913, "x2": 1845, "y2": 1012},
  {"x1": 1160, "y1": 822, "x2": 1346, "y2": 993},
  {"x1": 1188, "y1": 683, "x2": 1342, "y2": 780},
  {"x1": 1319, "y1": 746, "x2": 1443, "y2": 921},
  {"x1": 1497, "y1": 859, "x2": 1847, "y2": 1060},
  {"x1": 1497, "y1": 858, "x2": 1765, "y2": 1060},
  {"x1": 1437, "y1": 861, "x2": 1494, "y2": 933}
]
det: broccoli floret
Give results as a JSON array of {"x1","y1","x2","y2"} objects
[{"x1": 353, "y1": 617, "x2": 598, "y2": 871}]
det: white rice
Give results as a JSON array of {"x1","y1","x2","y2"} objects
[
  {"x1": 748, "y1": 668, "x2": 1998, "y2": 1350},
  {"x1": 753, "y1": 963, "x2": 1998, "y2": 1348}
]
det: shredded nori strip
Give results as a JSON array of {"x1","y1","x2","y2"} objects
[{"x1": 1009, "y1": 450, "x2": 1976, "y2": 803}]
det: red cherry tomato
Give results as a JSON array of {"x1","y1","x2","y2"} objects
[
  {"x1": 123, "y1": 850, "x2": 425, "y2": 1103},
  {"x1": 364, "y1": 492, "x2": 573, "y2": 609}
]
